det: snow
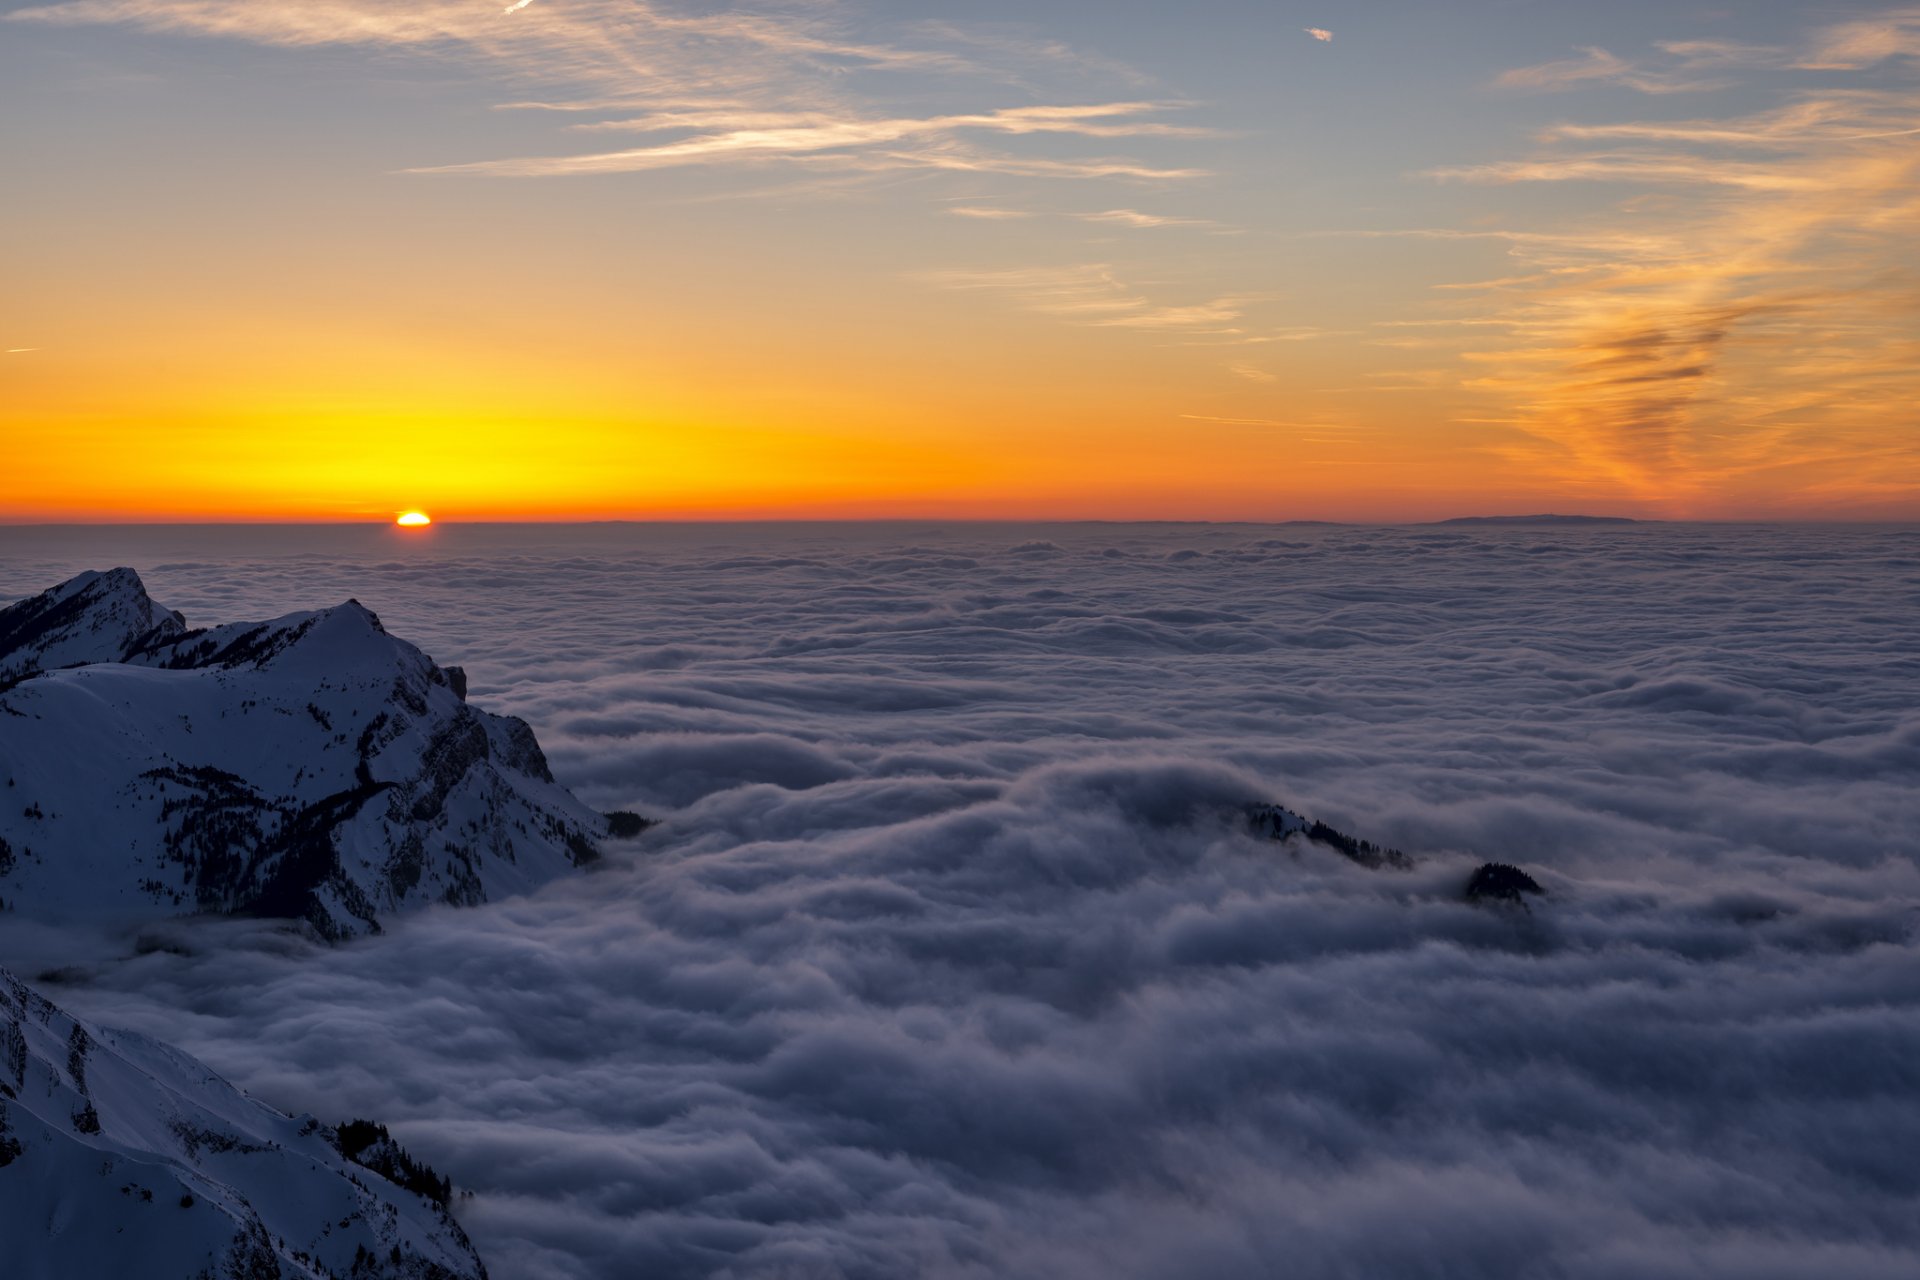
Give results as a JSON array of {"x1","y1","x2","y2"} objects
[
  {"x1": 0, "y1": 570, "x2": 612, "y2": 938},
  {"x1": 0, "y1": 966, "x2": 486, "y2": 1280},
  {"x1": 0, "y1": 566, "x2": 185, "y2": 685}
]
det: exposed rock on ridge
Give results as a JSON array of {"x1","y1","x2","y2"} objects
[
  {"x1": 1249, "y1": 802, "x2": 1413, "y2": 870},
  {"x1": 0, "y1": 567, "x2": 185, "y2": 688},
  {"x1": 0, "y1": 569, "x2": 633, "y2": 939}
]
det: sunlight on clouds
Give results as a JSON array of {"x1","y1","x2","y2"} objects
[
  {"x1": 1427, "y1": 19, "x2": 1920, "y2": 514},
  {"x1": 1801, "y1": 7, "x2": 1920, "y2": 69},
  {"x1": 407, "y1": 102, "x2": 1212, "y2": 179},
  {"x1": 916, "y1": 264, "x2": 1256, "y2": 338},
  {"x1": 3, "y1": 1, "x2": 1916, "y2": 520},
  {"x1": 1494, "y1": 45, "x2": 1732, "y2": 94},
  {"x1": 1080, "y1": 209, "x2": 1220, "y2": 230}
]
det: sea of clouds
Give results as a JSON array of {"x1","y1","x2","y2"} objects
[{"x1": 1, "y1": 521, "x2": 1917, "y2": 1279}]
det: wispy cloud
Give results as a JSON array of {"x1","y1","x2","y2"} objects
[
  {"x1": 9, "y1": 0, "x2": 976, "y2": 74},
  {"x1": 10, "y1": 1, "x2": 1204, "y2": 191},
  {"x1": 409, "y1": 102, "x2": 1211, "y2": 179},
  {"x1": 1419, "y1": 16, "x2": 1920, "y2": 508},
  {"x1": 1080, "y1": 208, "x2": 1219, "y2": 230},
  {"x1": 946, "y1": 205, "x2": 1223, "y2": 230},
  {"x1": 1800, "y1": 8, "x2": 1920, "y2": 69},
  {"x1": 1494, "y1": 46, "x2": 1729, "y2": 94},
  {"x1": 1430, "y1": 153, "x2": 1835, "y2": 191},
  {"x1": 1305, "y1": 28, "x2": 1333, "y2": 44},
  {"x1": 1539, "y1": 97, "x2": 1920, "y2": 147},
  {"x1": 1497, "y1": 12, "x2": 1920, "y2": 94},
  {"x1": 569, "y1": 102, "x2": 1212, "y2": 141},
  {"x1": 948, "y1": 205, "x2": 1034, "y2": 220},
  {"x1": 916, "y1": 264, "x2": 1251, "y2": 335}
]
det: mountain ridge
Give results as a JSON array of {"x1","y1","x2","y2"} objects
[
  {"x1": 0, "y1": 569, "x2": 637, "y2": 939},
  {"x1": 1431, "y1": 514, "x2": 1641, "y2": 526}
]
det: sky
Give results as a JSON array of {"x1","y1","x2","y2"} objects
[{"x1": 2, "y1": 0, "x2": 1917, "y2": 523}]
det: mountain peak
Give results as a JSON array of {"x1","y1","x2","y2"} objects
[
  {"x1": 0, "y1": 571, "x2": 627, "y2": 939},
  {"x1": 0, "y1": 567, "x2": 186, "y2": 686}
]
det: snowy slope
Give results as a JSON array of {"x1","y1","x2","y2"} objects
[
  {"x1": 0, "y1": 570, "x2": 626, "y2": 938},
  {"x1": 0, "y1": 967, "x2": 486, "y2": 1280},
  {"x1": 0, "y1": 567, "x2": 186, "y2": 686}
]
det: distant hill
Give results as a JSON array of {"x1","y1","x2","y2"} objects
[{"x1": 1432, "y1": 514, "x2": 1641, "y2": 526}]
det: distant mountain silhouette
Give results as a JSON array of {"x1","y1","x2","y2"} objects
[{"x1": 1433, "y1": 514, "x2": 1641, "y2": 526}]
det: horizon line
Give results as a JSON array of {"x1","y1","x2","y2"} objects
[{"x1": 4, "y1": 516, "x2": 1916, "y2": 529}]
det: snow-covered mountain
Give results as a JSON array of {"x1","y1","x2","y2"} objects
[
  {"x1": 0, "y1": 966, "x2": 487, "y2": 1280},
  {"x1": 0, "y1": 569, "x2": 632, "y2": 939},
  {"x1": 0, "y1": 567, "x2": 186, "y2": 687}
]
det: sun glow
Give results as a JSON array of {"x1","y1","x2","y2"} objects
[{"x1": 395, "y1": 511, "x2": 432, "y2": 527}]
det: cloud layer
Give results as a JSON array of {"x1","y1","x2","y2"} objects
[{"x1": 1, "y1": 521, "x2": 1916, "y2": 1278}]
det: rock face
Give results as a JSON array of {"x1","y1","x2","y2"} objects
[
  {"x1": 1249, "y1": 802, "x2": 1413, "y2": 870},
  {"x1": 0, "y1": 569, "x2": 623, "y2": 939},
  {"x1": 0, "y1": 567, "x2": 186, "y2": 688},
  {"x1": 1464, "y1": 862, "x2": 1546, "y2": 905},
  {"x1": 0, "y1": 967, "x2": 487, "y2": 1280}
]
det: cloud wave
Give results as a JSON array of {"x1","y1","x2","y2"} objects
[{"x1": 1, "y1": 521, "x2": 1916, "y2": 1279}]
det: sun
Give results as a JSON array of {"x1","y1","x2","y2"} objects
[{"x1": 395, "y1": 511, "x2": 432, "y2": 528}]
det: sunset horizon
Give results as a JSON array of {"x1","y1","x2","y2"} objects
[
  {"x1": 3, "y1": 511, "x2": 1914, "y2": 526},
  {"x1": 7, "y1": 2, "x2": 1918, "y2": 524},
  {"x1": 4, "y1": 6, "x2": 1918, "y2": 1280}
]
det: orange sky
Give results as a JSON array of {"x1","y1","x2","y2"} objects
[{"x1": 4, "y1": 1, "x2": 1917, "y2": 522}]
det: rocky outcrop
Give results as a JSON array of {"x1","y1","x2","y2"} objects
[
  {"x1": 1249, "y1": 802, "x2": 1413, "y2": 870},
  {"x1": 0, "y1": 569, "x2": 637, "y2": 939},
  {"x1": 1464, "y1": 862, "x2": 1546, "y2": 906}
]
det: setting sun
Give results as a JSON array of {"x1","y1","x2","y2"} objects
[{"x1": 395, "y1": 512, "x2": 432, "y2": 528}]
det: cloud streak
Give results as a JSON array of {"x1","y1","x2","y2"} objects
[
  {"x1": 409, "y1": 102, "x2": 1210, "y2": 179},
  {"x1": 10, "y1": 0, "x2": 1206, "y2": 193},
  {"x1": 1413, "y1": 12, "x2": 1920, "y2": 510},
  {"x1": 1494, "y1": 45, "x2": 1730, "y2": 94},
  {"x1": 916, "y1": 263, "x2": 1255, "y2": 335}
]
